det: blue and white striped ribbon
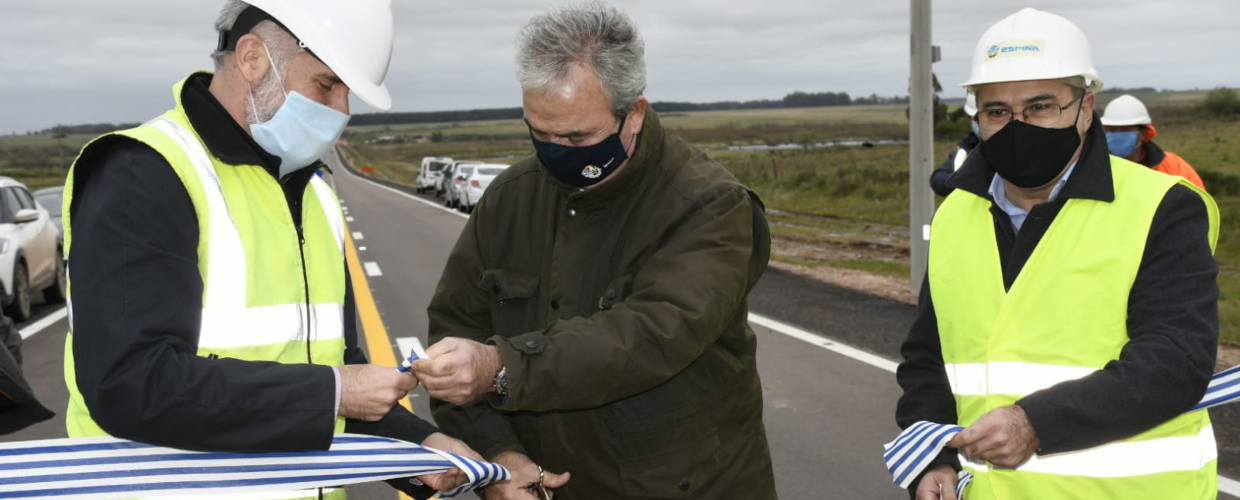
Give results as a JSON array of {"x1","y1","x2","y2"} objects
[
  {"x1": 0, "y1": 433, "x2": 508, "y2": 499},
  {"x1": 885, "y1": 364, "x2": 1240, "y2": 497}
]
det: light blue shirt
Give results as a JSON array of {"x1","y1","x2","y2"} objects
[{"x1": 988, "y1": 160, "x2": 1079, "y2": 233}]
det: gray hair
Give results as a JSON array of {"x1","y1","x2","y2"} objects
[
  {"x1": 210, "y1": 0, "x2": 300, "y2": 73},
  {"x1": 516, "y1": 1, "x2": 646, "y2": 118}
]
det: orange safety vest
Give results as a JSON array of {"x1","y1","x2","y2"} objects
[{"x1": 1152, "y1": 149, "x2": 1206, "y2": 191}]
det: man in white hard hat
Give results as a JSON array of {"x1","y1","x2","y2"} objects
[
  {"x1": 897, "y1": 8, "x2": 1219, "y2": 500},
  {"x1": 62, "y1": 1, "x2": 478, "y2": 498},
  {"x1": 1103, "y1": 94, "x2": 1206, "y2": 190},
  {"x1": 930, "y1": 94, "x2": 982, "y2": 196}
]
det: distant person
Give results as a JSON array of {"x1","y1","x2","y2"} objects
[
  {"x1": 411, "y1": 2, "x2": 777, "y2": 499},
  {"x1": 0, "y1": 308, "x2": 54, "y2": 434},
  {"x1": 61, "y1": 0, "x2": 476, "y2": 497},
  {"x1": 930, "y1": 94, "x2": 981, "y2": 196},
  {"x1": 1102, "y1": 94, "x2": 1206, "y2": 190},
  {"x1": 897, "y1": 8, "x2": 1219, "y2": 500}
]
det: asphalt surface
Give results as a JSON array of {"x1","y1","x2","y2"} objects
[{"x1": 4, "y1": 152, "x2": 1237, "y2": 499}]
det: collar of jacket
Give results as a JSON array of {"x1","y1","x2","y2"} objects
[
  {"x1": 177, "y1": 72, "x2": 314, "y2": 180},
  {"x1": 946, "y1": 118, "x2": 1114, "y2": 203},
  {"x1": 1143, "y1": 141, "x2": 1168, "y2": 168},
  {"x1": 543, "y1": 107, "x2": 668, "y2": 208}
]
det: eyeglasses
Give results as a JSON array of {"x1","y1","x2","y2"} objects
[{"x1": 978, "y1": 93, "x2": 1084, "y2": 130}]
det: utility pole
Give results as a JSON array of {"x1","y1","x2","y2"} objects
[{"x1": 908, "y1": 0, "x2": 938, "y2": 295}]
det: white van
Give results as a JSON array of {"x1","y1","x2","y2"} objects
[{"x1": 415, "y1": 157, "x2": 453, "y2": 194}]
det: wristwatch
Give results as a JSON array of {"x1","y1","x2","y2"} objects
[{"x1": 492, "y1": 366, "x2": 508, "y2": 396}]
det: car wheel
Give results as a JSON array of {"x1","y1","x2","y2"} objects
[
  {"x1": 43, "y1": 248, "x2": 67, "y2": 304},
  {"x1": 4, "y1": 262, "x2": 31, "y2": 322}
]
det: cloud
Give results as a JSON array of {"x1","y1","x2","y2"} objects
[{"x1": 0, "y1": 0, "x2": 1236, "y2": 134}]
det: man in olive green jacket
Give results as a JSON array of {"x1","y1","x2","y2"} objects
[{"x1": 411, "y1": 3, "x2": 777, "y2": 499}]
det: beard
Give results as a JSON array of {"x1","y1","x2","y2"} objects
[{"x1": 246, "y1": 68, "x2": 286, "y2": 125}]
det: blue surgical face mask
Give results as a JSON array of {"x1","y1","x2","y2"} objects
[
  {"x1": 530, "y1": 116, "x2": 629, "y2": 188},
  {"x1": 249, "y1": 44, "x2": 350, "y2": 178},
  {"x1": 1105, "y1": 130, "x2": 1140, "y2": 158},
  {"x1": 970, "y1": 121, "x2": 981, "y2": 137}
]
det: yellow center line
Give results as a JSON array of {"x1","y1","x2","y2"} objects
[{"x1": 343, "y1": 224, "x2": 413, "y2": 413}]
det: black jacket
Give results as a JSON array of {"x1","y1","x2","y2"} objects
[
  {"x1": 0, "y1": 309, "x2": 54, "y2": 434},
  {"x1": 68, "y1": 74, "x2": 437, "y2": 455},
  {"x1": 929, "y1": 131, "x2": 981, "y2": 197},
  {"x1": 896, "y1": 120, "x2": 1218, "y2": 492}
]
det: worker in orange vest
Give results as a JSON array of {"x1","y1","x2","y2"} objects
[{"x1": 1101, "y1": 94, "x2": 1205, "y2": 190}]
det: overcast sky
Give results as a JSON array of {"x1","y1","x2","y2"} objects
[{"x1": 2, "y1": 0, "x2": 1237, "y2": 134}]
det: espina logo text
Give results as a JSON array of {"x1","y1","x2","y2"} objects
[{"x1": 986, "y1": 40, "x2": 1045, "y2": 60}]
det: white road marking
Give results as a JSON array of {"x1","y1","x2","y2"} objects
[
  {"x1": 748, "y1": 313, "x2": 899, "y2": 373},
  {"x1": 363, "y1": 262, "x2": 383, "y2": 277},
  {"x1": 346, "y1": 216, "x2": 355, "y2": 222},
  {"x1": 1223, "y1": 476, "x2": 1240, "y2": 499},
  {"x1": 340, "y1": 151, "x2": 1240, "y2": 499},
  {"x1": 352, "y1": 232, "x2": 365, "y2": 241},
  {"x1": 18, "y1": 307, "x2": 69, "y2": 339},
  {"x1": 359, "y1": 246, "x2": 368, "y2": 251}
]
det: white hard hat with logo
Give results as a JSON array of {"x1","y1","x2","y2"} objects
[
  {"x1": 1100, "y1": 94, "x2": 1152, "y2": 126},
  {"x1": 963, "y1": 94, "x2": 978, "y2": 117},
  {"x1": 961, "y1": 8, "x2": 1103, "y2": 94},
  {"x1": 219, "y1": 0, "x2": 395, "y2": 111}
]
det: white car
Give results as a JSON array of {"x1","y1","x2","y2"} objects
[
  {"x1": 444, "y1": 164, "x2": 477, "y2": 209},
  {"x1": 458, "y1": 164, "x2": 511, "y2": 213},
  {"x1": 0, "y1": 177, "x2": 65, "y2": 321},
  {"x1": 415, "y1": 156, "x2": 452, "y2": 194}
]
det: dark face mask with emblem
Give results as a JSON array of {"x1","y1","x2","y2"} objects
[{"x1": 530, "y1": 116, "x2": 629, "y2": 188}]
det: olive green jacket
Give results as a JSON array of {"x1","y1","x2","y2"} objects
[{"x1": 429, "y1": 109, "x2": 777, "y2": 499}]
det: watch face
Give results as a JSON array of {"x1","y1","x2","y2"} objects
[{"x1": 493, "y1": 367, "x2": 508, "y2": 395}]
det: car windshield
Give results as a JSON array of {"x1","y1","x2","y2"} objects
[
  {"x1": 429, "y1": 162, "x2": 446, "y2": 172},
  {"x1": 478, "y1": 168, "x2": 506, "y2": 176},
  {"x1": 459, "y1": 167, "x2": 475, "y2": 176},
  {"x1": 35, "y1": 193, "x2": 62, "y2": 217}
]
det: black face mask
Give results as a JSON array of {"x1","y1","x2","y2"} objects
[
  {"x1": 980, "y1": 106, "x2": 1083, "y2": 189},
  {"x1": 530, "y1": 116, "x2": 629, "y2": 188}
]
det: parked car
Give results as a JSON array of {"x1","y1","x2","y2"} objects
[
  {"x1": 436, "y1": 160, "x2": 480, "y2": 199},
  {"x1": 458, "y1": 164, "x2": 511, "y2": 213},
  {"x1": 0, "y1": 178, "x2": 66, "y2": 321},
  {"x1": 415, "y1": 156, "x2": 452, "y2": 194},
  {"x1": 32, "y1": 187, "x2": 64, "y2": 237},
  {"x1": 444, "y1": 164, "x2": 478, "y2": 209}
]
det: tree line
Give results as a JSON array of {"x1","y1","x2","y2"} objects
[{"x1": 349, "y1": 91, "x2": 911, "y2": 127}]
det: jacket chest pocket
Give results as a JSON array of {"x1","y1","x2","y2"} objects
[{"x1": 478, "y1": 269, "x2": 541, "y2": 338}]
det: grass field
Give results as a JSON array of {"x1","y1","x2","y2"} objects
[{"x1": 5, "y1": 90, "x2": 1239, "y2": 343}]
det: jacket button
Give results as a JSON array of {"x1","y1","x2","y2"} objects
[
  {"x1": 525, "y1": 340, "x2": 539, "y2": 349},
  {"x1": 678, "y1": 479, "x2": 691, "y2": 491},
  {"x1": 550, "y1": 298, "x2": 561, "y2": 310},
  {"x1": 567, "y1": 209, "x2": 577, "y2": 218}
]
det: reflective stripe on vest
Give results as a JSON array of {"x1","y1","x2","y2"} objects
[
  {"x1": 926, "y1": 157, "x2": 1220, "y2": 499},
  {"x1": 143, "y1": 118, "x2": 345, "y2": 351}
]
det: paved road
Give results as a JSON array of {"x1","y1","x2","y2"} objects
[{"x1": 5, "y1": 152, "x2": 1237, "y2": 499}]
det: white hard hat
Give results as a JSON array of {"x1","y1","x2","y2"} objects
[
  {"x1": 1100, "y1": 94, "x2": 1152, "y2": 126},
  {"x1": 221, "y1": 0, "x2": 395, "y2": 111},
  {"x1": 961, "y1": 8, "x2": 1103, "y2": 95},
  {"x1": 963, "y1": 94, "x2": 978, "y2": 117}
]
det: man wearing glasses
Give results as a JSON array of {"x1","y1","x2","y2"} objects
[{"x1": 896, "y1": 8, "x2": 1219, "y2": 500}]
